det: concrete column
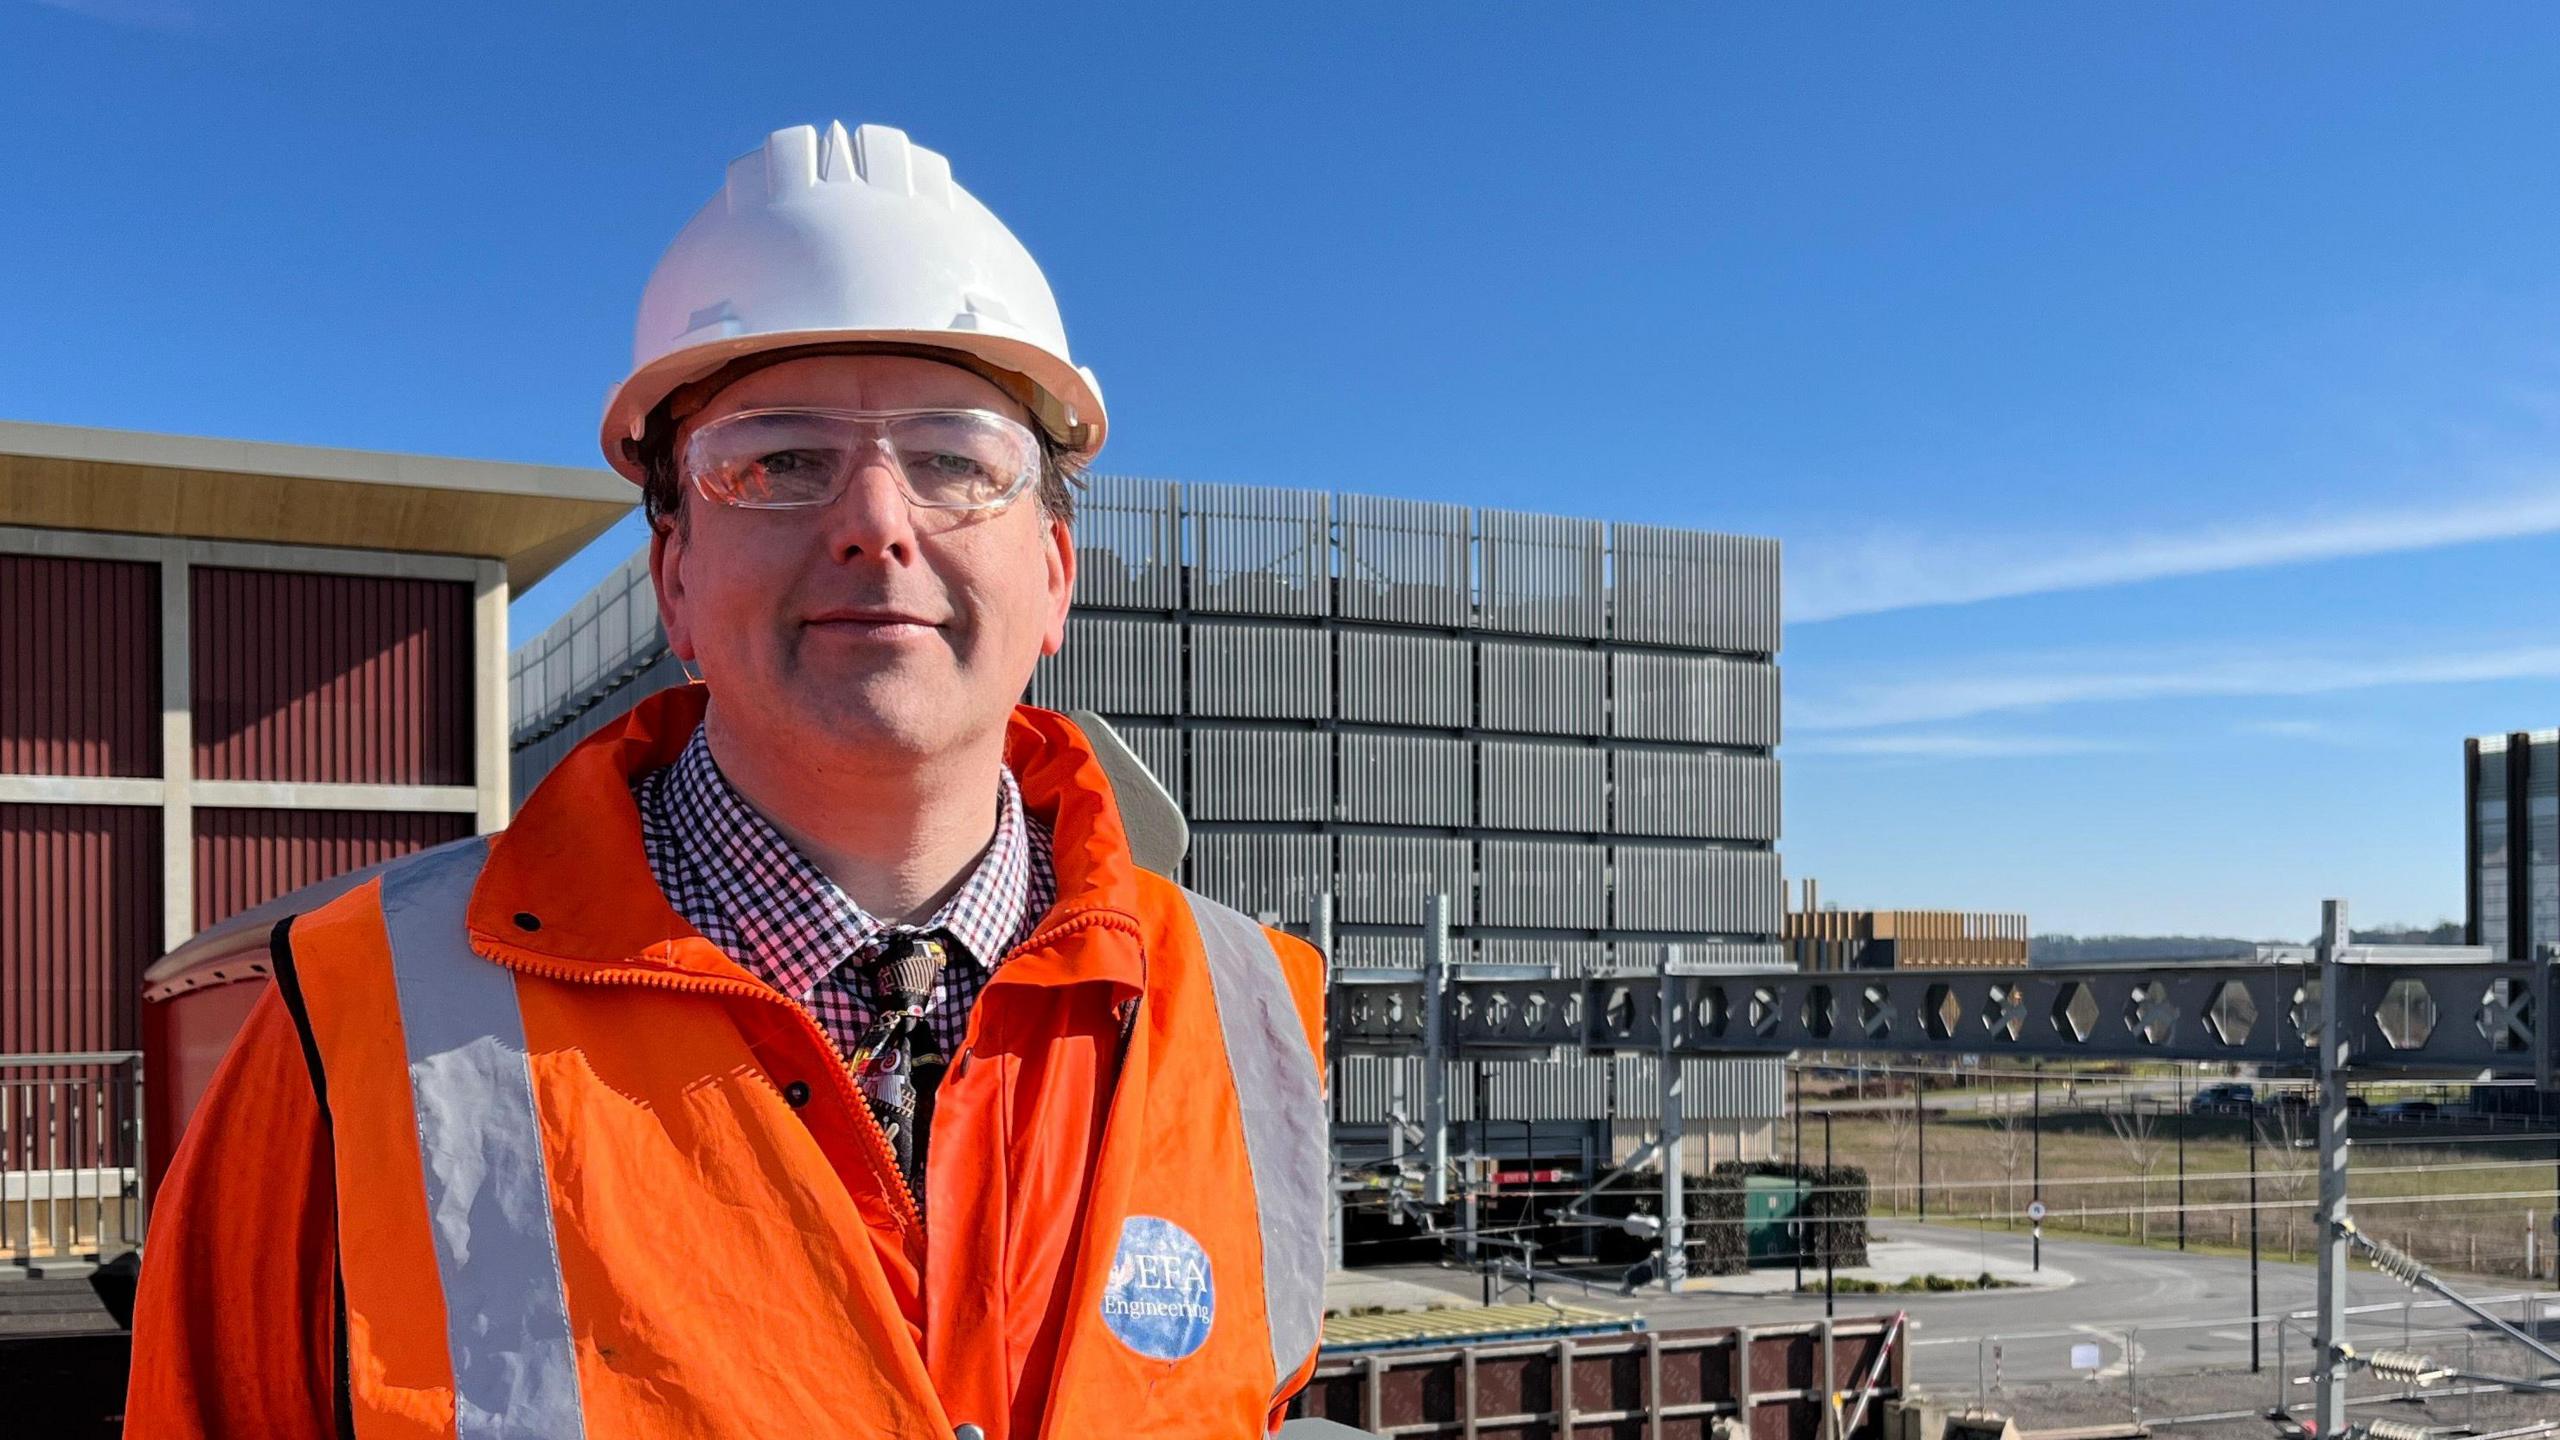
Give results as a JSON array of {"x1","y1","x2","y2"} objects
[{"x1": 472, "y1": 559, "x2": 511, "y2": 830}]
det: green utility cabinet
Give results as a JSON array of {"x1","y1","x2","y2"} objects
[{"x1": 1741, "y1": 1174, "x2": 1806, "y2": 1265}]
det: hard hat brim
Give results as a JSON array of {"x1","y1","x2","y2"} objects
[{"x1": 599, "y1": 329, "x2": 1106, "y2": 485}]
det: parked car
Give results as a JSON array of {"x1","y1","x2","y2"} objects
[
  {"x1": 2191, "y1": 1083, "x2": 2255, "y2": 1114},
  {"x1": 2375, "y1": 1099, "x2": 2440, "y2": 1122}
]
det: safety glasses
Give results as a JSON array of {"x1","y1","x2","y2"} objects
[{"x1": 680, "y1": 407, "x2": 1045, "y2": 512}]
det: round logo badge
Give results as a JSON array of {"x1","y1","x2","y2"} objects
[{"x1": 1100, "y1": 1214, "x2": 1216, "y2": 1361}]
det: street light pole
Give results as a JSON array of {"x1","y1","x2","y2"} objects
[
  {"x1": 1915, "y1": 1079, "x2": 1928, "y2": 1221},
  {"x1": 1793, "y1": 1063, "x2": 1806, "y2": 1292},
  {"x1": 2177, "y1": 1073, "x2": 2188, "y2": 1252},
  {"x1": 2031, "y1": 1061, "x2": 2044, "y2": 1273},
  {"x1": 1823, "y1": 1110, "x2": 1836, "y2": 1319},
  {"x1": 2248, "y1": 1110, "x2": 2263, "y2": 1375}
]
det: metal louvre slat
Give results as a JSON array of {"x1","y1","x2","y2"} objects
[
  {"x1": 1610, "y1": 843, "x2": 1781, "y2": 934},
  {"x1": 1476, "y1": 838, "x2": 1607, "y2": 928},
  {"x1": 1187, "y1": 620, "x2": 1329, "y2": 719},
  {"x1": 1189, "y1": 728, "x2": 1329, "y2": 821},
  {"x1": 1477, "y1": 638, "x2": 1605, "y2": 736},
  {"x1": 1609, "y1": 525, "x2": 1781, "y2": 653},
  {"x1": 1187, "y1": 481, "x2": 1330, "y2": 617},
  {"x1": 1476, "y1": 739, "x2": 1607, "y2": 832},
  {"x1": 1611, "y1": 749, "x2": 1780, "y2": 841},
  {"x1": 1333, "y1": 933, "x2": 1474, "y2": 968},
  {"x1": 1475, "y1": 937, "x2": 1608, "y2": 975},
  {"x1": 1479, "y1": 509, "x2": 1604, "y2": 638},
  {"x1": 1611, "y1": 1057, "x2": 1787, "y2": 1121},
  {"x1": 1337, "y1": 493, "x2": 1471, "y2": 627},
  {"x1": 1108, "y1": 721, "x2": 1185, "y2": 805},
  {"x1": 510, "y1": 651, "x2": 687, "y2": 807},
  {"x1": 1189, "y1": 830, "x2": 1330, "y2": 924},
  {"x1": 1027, "y1": 614, "x2": 1182, "y2": 715},
  {"x1": 1336, "y1": 834, "x2": 1474, "y2": 925},
  {"x1": 1609, "y1": 651, "x2": 1779, "y2": 745},
  {"x1": 1337, "y1": 732, "x2": 1471, "y2": 826},
  {"x1": 1337, "y1": 629, "x2": 1471, "y2": 727},
  {"x1": 1485, "y1": 1056, "x2": 1610, "y2": 1122},
  {"x1": 1334, "y1": 1057, "x2": 1483, "y2": 1125},
  {"x1": 1072, "y1": 475, "x2": 1182, "y2": 610}
]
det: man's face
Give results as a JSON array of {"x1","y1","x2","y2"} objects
[{"x1": 651, "y1": 354, "x2": 1074, "y2": 769}]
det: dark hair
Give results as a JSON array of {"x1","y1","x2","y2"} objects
[{"x1": 643, "y1": 433, "x2": 1083, "y2": 532}]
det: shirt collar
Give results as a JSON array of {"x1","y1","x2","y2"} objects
[{"x1": 657, "y1": 725, "x2": 1038, "y2": 999}]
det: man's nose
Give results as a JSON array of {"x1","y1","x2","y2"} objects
[{"x1": 818, "y1": 444, "x2": 921, "y2": 564}]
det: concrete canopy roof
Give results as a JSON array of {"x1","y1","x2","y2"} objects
[{"x1": 0, "y1": 418, "x2": 634, "y2": 590}]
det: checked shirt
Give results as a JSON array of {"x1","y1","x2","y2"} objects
[{"x1": 633, "y1": 725, "x2": 1055, "y2": 1073}]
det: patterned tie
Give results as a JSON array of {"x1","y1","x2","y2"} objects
[{"x1": 847, "y1": 932, "x2": 949, "y2": 1208}]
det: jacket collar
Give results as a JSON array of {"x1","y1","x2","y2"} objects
[{"x1": 468, "y1": 684, "x2": 1147, "y2": 992}]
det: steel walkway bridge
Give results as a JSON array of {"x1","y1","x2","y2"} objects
[{"x1": 1326, "y1": 896, "x2": 2560, "y2": 1438}]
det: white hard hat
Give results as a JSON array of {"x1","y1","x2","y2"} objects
[{"x1": 600, "y1": 121, "x2": 1106, "y2": 484}]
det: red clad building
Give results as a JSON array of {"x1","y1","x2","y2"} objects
[{"x1": 0, "y1": 419, "x2": 628, "y2": 1269}]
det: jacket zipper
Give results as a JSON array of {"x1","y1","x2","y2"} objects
[{"x1": 480, "y1": 905, "x2": 1143, "y2": 1246}]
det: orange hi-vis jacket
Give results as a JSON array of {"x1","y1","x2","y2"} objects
[{"x1": 125, "y1": 688, "x2": 1330, "y2": 1439}]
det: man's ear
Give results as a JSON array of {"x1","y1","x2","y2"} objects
[
  {"x1": 650, "y1": 517, "x2": 699, "y2": 664},
  {"x1": 1039, "y1": 515, "x2": 1076, "y2": 657}
]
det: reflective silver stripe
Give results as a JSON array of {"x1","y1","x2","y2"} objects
[
  {"x1": 380, "y1": 838, "x2": 590, "y2": 1440},
  {"x1": 1184, "y1": 889, "x2": 1328, "y2": 1392}
]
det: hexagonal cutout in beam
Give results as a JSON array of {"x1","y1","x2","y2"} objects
[
  {"x1": 1859, "y1": 984, "x2": 1894, "y2": 1041},
  {"x1": 2052, "y1": 982, "x2": 2099, "y2": 1043},
  {"x1": 2288, "y1": 981, "x2": 2322, "y2": 1050},
  {"x1": 1923, "y1": 983, "x2": 1961, "y2": 1040},
  {"x1": 2477, "y1": 979, "x2": 2533, "y2": 1053},
  {"x1": 1749, "y1": 985, "x2": 1783, "y2": 1038},
  {"x1": 2377, "y1": 979, "x2": 2436, "y2": 1052},
  {"x1": 2203, "y1": 981, "x2": 2257, "y2": 1048},
  {"x1": 1801, "y1": 984, "x2": 1837, "y2": 1040},
  {"x1": 1695, "y1": 984, "x2": 1728, "y2": 1039},
  {"x1": 1982, "y1": 983, "x2": 2026, "y2": 1042},
  {"x1": 2123, "y1": 981, "x2": 2177, "y2": 1047}
]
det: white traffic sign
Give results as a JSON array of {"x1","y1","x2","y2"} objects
[{"x1": 2028, "y1": 1201, "x2": 2047, "y2": 1222}]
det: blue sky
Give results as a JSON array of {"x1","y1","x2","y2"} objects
[{"x1": 9, "y1": 2, "x2": 2560, "y2": 937}]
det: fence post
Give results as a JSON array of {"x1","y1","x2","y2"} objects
[
  {"x1": 1733, "y1": 1327, "x2": 1756, "y2": 1438},
  {"x1": 2125, "y1": 1327, "x2": 2139, "y2": 1425},
  {"x1": 1555, "y1": 1337, "x2": 1576, "y2": 1437},
  {"x1": 1821, "y1": 1320, "x2": 1839, "y2": 1440}
]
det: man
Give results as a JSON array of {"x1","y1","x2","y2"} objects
[{"x1": 127, "y1": 121, "x2": 1329, "y2": 1439}]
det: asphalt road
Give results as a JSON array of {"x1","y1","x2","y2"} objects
[{"x1": 1365, "y1": 1221, "x2": 2560, "y2": 1395}]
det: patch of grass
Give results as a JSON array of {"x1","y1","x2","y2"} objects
[
  {"x1": 1805, "y1": 1109, "x2": 2560, "y2": 1281},
  {"x1": 1824, "y1": 1271, "x2": 2018, "y2": 1294}
]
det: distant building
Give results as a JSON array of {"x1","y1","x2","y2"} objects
[
  {"x1": 1784, "y1": 881, "x2": 2028, "y2": 971},
  {"x1": 2465, "y1": 729, "x2": 2559, "y2": 961}
]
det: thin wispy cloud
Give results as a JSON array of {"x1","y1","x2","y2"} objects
[
  {"x1": 2232, "y1": 718, "x2": 2360, "y2": 745},
  {"x1": 1797, "y1": 639, "x2": 2560, "y2": 732},
  {"x1": 1790, "y1": 732, "x2": 2141, "y2": 759},
  {"x1": 1788, "y1": 488, "x2": 2560, "y2": 623},
  {"x1": 30, "y1": 0, "x2": 194, "y2": 29}
]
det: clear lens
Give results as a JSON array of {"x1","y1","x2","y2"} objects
[{"x1": 682, "y1": 408, "x2": 1043, "y2": 512}]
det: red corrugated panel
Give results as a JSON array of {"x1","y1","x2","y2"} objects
[
  {"x1": 2, "y1": 804, "x2": 161, "y2": 1054},
  {"x1": 192, "y1": 808, "x2": 474, "y2": 933},
  {"x1": 191, "y1": 568, "x2": 474, "y2": 786},
  {"x1": 0, "y1": 554, "x2": 160, "y2": 777}
]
